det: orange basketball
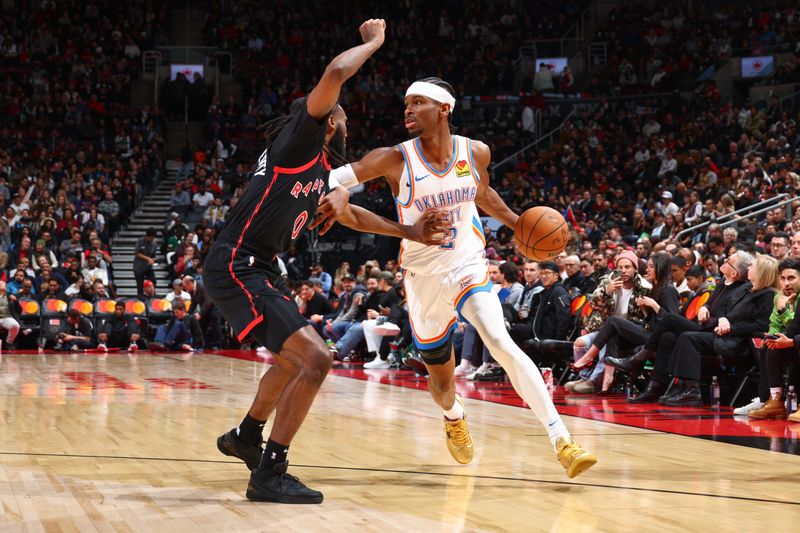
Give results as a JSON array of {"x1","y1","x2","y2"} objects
[{"x1": 514, "y1": 206, "x2": 570, "y2": 261}]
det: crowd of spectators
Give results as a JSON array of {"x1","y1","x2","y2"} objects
[
  {"x1": 588, "y1": 0, "x2": 800, "y2": 96},
  {"x1": 0, "y1": 1, "x2": 171, "y2": 350},
  {"x1": 141, "y1": 2, "x2": 800, "y2": 414},
  {"x1": 3, "y1": 0, "x2": 798, "y2": 415},
  {"x1": 194, "y1": 0, "x2": 590, "y2": 161}
]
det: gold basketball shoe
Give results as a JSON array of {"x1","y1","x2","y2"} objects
[
  {"x1": 556, "y1": 437, "x2": 597, "y2": 478},
  {"x1": 444, "y1": 394, "x2": 473, "y2": 464}
]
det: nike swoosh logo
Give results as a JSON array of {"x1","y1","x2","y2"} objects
[{"x1": 414, "y1": 174, "x2": 430, "y2": 182}]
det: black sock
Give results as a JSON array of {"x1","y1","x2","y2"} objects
[
  {"x1": 261, "y1": 438, "x2": 289, "y2": 471},
  {"x1": 237, "y1": 413, "x2": 266, "y2": 445}
]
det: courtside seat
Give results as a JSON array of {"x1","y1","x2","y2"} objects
[
  {"x1": 41, "y1": 299, "x2": 68, "y2": 343},
  {"x1": 125, "y1": 298, "x2": 149, "y2": 334},
  {"x1": 94, "y1": 299, "x2": 117, "y2": 331}
]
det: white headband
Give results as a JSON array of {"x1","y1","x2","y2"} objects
[{"x1": 405, "y1": 81, "x2": 456, "y2": 112}]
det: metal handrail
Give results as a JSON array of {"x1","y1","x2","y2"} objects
[
  {"x1": 675, "y1": 193, "x2": 789, "y2": 241},
  {"x1": 780, "y1": 87, "x2": 800, "y2": 113},
  {"x1": 518, "y1": 3, "x2": 594, "y2": 67},
  {"x1": 490, "y1": 108, "x2": 576, "y2": 179},
  {"x1": 716, "y1": 196, "x2": 799, "y2": 230},
  {"x1": 730, "y1": 43, "x2": 793, "y2": 57}
]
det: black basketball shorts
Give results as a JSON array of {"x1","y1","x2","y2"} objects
[{"x1": 203, "y1": 243, "x2": 308, "y2": 353}]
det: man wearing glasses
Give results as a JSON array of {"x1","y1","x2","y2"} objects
[
  {"x1": 770, "y1": 232, "x2": 790, "y2": 261},
  {"x1": 608, "y1": 251, "x2": 754, "y2": 402}
]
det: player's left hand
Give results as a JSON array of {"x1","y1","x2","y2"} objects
[
  {"x1": 410, "y1": 209, "x2": 450, "y2": 245},
  {"x1": 311, "y1": 187, "x2": 350, "y2": 235}
]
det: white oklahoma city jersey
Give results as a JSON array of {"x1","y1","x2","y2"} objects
[
  {"x1": 396, "y1": 135, "x2": 486, "y2": 275},
  {"x1": 395, "y1": 135, "x2": 491, "y2": 350}
]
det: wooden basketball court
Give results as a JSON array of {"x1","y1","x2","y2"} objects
[{"x1": 1, "y1": 350, "x2": 798, "y2": 531}]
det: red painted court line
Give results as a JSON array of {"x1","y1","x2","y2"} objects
[{"x1": 199, "y1": 351, "x2": 799, "y2": 440}]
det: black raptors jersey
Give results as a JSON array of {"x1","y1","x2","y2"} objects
[{"x1": 218, "y1": 101, "x2": 330, "y2": 259}]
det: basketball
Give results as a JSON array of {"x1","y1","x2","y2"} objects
[{"x1": 514, "y1": 206, "x2": 570, "y2": 261}]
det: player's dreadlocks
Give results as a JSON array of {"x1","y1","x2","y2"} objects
[{"x1": 257, "y1": 97, "x2": 349, "y2": 167}]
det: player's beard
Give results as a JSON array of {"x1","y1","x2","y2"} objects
[{"x1": 326, "y1": 124, "x2": 347, "y2": 164}]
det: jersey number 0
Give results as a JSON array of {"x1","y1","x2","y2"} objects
[{"x1": 292, "y1": 211, "x2": 308, "y2": 239}]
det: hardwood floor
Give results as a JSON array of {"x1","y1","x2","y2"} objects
[{"x1": 1, "y1": 351, "x2": 798, "y2": 532}]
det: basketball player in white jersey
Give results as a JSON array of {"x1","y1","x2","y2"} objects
[{"x1": 315, "y1": 77, "x2": 597, "y2": 477}]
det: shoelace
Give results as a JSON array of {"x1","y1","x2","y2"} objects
[
  {"x1": 558, "y1": 441, "x2": 584, "y2": 466},
  {"x1": 448, "y1": 421, "x2": 471, "y2": 447},
  {"x1": 281, "y1": 472, "x2": 301, "y2": 483}
]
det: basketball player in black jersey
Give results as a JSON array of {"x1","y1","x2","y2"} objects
[{"x1": 205, "y1": 20, "x2": 448, "y2": 504}]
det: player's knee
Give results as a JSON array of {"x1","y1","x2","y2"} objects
[
  {"x1": 303, "y1": 345, "x2": 332, "y2": 383},
  {"x1": 418, "y1": 337, "x2": 453, "y2": 366},
  {"x1": 574, "y1": 338, "x2": 586, "y2": 349},
  {"x1": 481, "y1": 329, "x2": 508, "y2": 353}
]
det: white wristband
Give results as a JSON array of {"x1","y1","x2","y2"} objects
[{"x1": 329, "y1": 164, "x2": 358, "y2": 189}]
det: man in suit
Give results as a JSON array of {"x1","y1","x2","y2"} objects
[{"x1": 609, "y1": 251, "x2": 754, "y2": 403}]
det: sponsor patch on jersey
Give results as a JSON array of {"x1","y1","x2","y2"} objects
[{"x1": 455, "y1": 160, "x2": 471, "y2": 177}]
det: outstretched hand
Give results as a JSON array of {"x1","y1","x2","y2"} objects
[
  {"x1": 409, "y1": 209, "x2": 450, "y2": 246},
  {"x1": 311, "y1": 187, "x2": 351, "y2": 235}
]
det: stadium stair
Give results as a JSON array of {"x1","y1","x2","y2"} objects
[{"x1": 111, "y1": 169, "x2": 177, "y2": 297}]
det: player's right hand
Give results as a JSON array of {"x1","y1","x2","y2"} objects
[
  {"x1": 359, "y1": 19, "x2": 386, "y2": 46},
  {"x1": 412, "y1": 208, "x2": 450, "y2": 246},
  {"x1": 605, "y1": 278, "x2": 622, "y2": 294}
]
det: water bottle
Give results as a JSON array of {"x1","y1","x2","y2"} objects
[
  {"x1": 624, "y1": 379, "x2": 633, "y2": 399},
  {"x1": 710, "y1": 376, "x2": 720, "y2": 410},
  {"x1": 786, "y1": 386, "x2": 798, "y2": 415}
]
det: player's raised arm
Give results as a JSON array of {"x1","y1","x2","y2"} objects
[
  {"x1": 337, "y1": 205, "x2": 449, "y2": 245},
  {"x1": 306, "y1": 19, "x2": 386, "y2": 120},
  {"x1": 472, "y1": 141, "x2": 520, "y2": 229}
]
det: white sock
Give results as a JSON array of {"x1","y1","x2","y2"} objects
[
  {"x1": 770, "y1": 387, "x2": 783, "y2": 401},
  {"x1": 461, "y1": 291, "x2": 570, "y2": 450},
  {"x1": 443, "y1": 398, "x2": 465, "y2": 420}
]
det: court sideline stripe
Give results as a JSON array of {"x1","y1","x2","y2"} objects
[{"x1": 1, "y1": 450, "x2": 797, "y2": 507}]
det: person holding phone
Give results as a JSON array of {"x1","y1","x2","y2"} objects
[
  {"x1": 568, "y1": 251, "x2": 678, "y2": 395},
  {"x1": 609, "y1": 251, "x2": 753, "y2": 403}
]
